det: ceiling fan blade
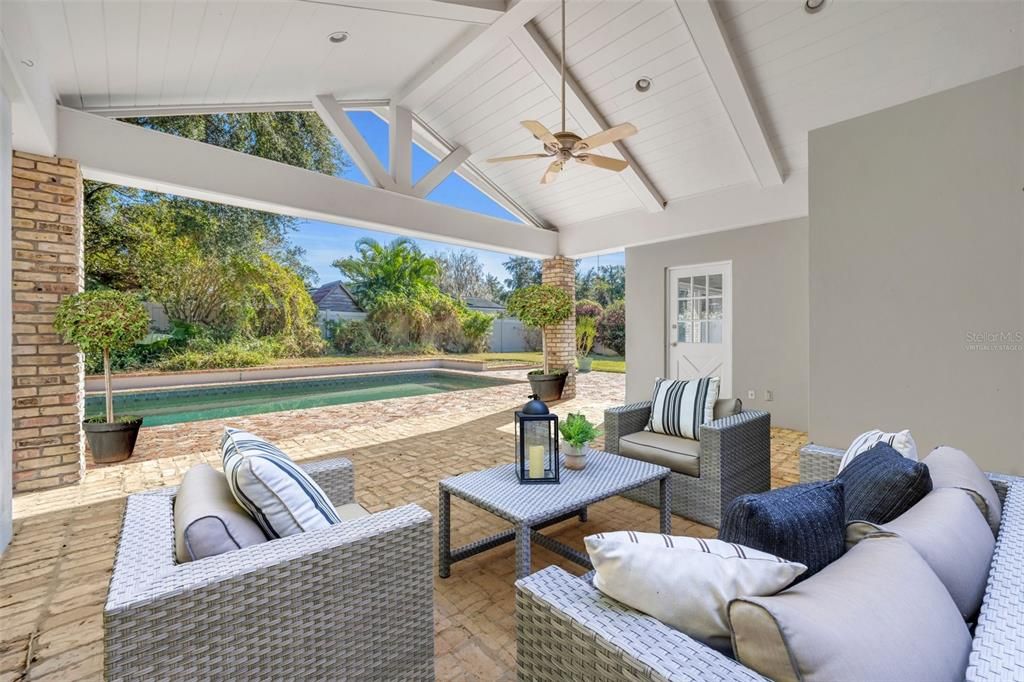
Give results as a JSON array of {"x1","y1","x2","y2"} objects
[
  {"x1": 540, "y1": 160, "x2": 564, "y2": 184},
  {"x1": 576, "y1": 154, "x2": 629, "y2": 172},
  {"x1": 522, "y1": 120, "x2": 559, "y2": 147},
  {"x1": 573, "y1": 122, "x2": 638, "y2": 152},
  {"x1": 487, "y1": 154, "x2": 551, "y2": 163}
]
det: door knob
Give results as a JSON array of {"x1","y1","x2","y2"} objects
[{"x1": 671, "y1": 342, "x2": 678, "y2": 347}]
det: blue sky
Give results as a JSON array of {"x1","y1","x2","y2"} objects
[{"x1": 287, "y1": 110, "x2": 624, "y2": 285}]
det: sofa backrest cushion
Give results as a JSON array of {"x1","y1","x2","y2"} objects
[
  {"x1": 846, "y1": 488, "x2": 994, "y2": 620},
  {"x1": 925, "y1": 446, "x2": 1001, "y2": 536},
  {"x1": 719, "y1": 480, "x2": 845, "y2": 580},
  {"x1": 174, "y1": 463, "x2": 268, "y2": 563},
  {"x1": 838, "y1": 429, "x2": 918, "y2": 473},
  {"x1": 712, "y1": 397, "x2": 742, "y2": 420},
  {"x1": 585, "y1": 531, "x2": 805, "y2": 653},
  {"x1": 646, "y1": 376, "x2": 720, "y2": 440},
  {"x1": 835, "y1": 442, "x2": 931, "y2": 524},
  {"x1": 729, "y1": 535, "x2": 972, "y2": 682},
  {"x1": 221, "y1": 427, "x2": 342, "y2": 538}
]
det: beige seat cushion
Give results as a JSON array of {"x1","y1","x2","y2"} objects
[
  {"x1": 729, "y1": 535, "x2": 972, "y2": 682},
  {"x1": 846, "y1": 488, "x2": 994, "y2": 619},
  {"x1": 713, "y1": 398, "x2": 742, "y2": 420},
  {"x1": 174, "y1": 463, "x2": 268, "y2": 563},
  {"x1": 335, "y1": 502, "x2": 371, "y2": 521},
  {"x1": 925, "y1": 446, "x2": 1001, "y2": 535},
  {"x1": 618, "y1": 431, "x2": 700, "y2": 476}
]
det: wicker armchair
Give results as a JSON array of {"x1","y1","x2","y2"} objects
[
  {"x1": 104, "y1": 457, "x2": 435, "y2": 681},
  {"x1": 604, "y1": 402, "x2": 771, "y2": 528},
  {"x1": 516, "y1": 446, "x2": 1024, "y2": 681}
]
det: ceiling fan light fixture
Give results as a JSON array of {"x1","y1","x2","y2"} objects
[
  {"x1": 327, "y1": 31, "x2": 349, "y2": 44},
  {"x1": 635, "y1": 77, "x2": 653, "y2": 93}
]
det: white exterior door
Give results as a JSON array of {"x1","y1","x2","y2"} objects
[{"x1": 666, "y1": 262, "x2": 732, "y2": 397}]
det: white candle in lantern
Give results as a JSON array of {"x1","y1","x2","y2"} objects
[{"x1": 529, "y1": 445, "x2": 545, "y2": 478}]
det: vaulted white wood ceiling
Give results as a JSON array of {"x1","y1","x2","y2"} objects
[{"x1": 11, "y1": 0, "x2": 1024, "y2": 234}]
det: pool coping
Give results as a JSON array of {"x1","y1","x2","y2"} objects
[{"x1": 85, "y1": 358, "x2": 534, "y2": 393}]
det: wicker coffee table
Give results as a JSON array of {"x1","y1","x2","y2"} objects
[{"x1": 439, "y1": 449, "x2": 671, "y2": 579}]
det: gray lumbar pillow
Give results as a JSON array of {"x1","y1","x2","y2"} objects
[
  {"x1": 174, "y1": 463, "x2": 268, "y2": 563},
  {"x1": 925, "y1": 446, "x2": 1002, "y2": 536},
  {"x1": 728, "y1": 535, "x2": 971, "y2": 682},
  {"x1": 847, "y1": 487, "x2": 994, "y2": 620}
]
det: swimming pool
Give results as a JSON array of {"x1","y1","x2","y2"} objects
[{"x1": 85, "y1": 371, "x2": 519, "y2": 427}]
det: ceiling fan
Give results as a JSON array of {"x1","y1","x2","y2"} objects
[{"x1": 487, "y1": 0, "x2": 638, "y2": 184}]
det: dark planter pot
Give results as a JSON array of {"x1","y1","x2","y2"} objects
[
  {"x1": 528, "y1": 372, "x2": 567, "y2": 402},
  {"x1": 84, "y1": 418, "x2": 142, "y2": 464}
]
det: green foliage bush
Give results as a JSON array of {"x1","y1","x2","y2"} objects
[
  {"x1": 575, "y1": 299, "x2": 604, "y2": 320},
  {"x1": 326, "y1": 319, "x2": 382, "y2": 355},
  {"x1": 459, "y1": 310, "x2": 495, "y2": 353},
  {"x1": 559, "y1": 413, "x2": 601, "y2": 447},
  {"x1": 576, "y1": 316, "x2": 597, "y2": 357},
  {"x1": 597, "y1": 301, "x2": 626, "y2": 356},
  {"x1": 155, "y1": 336, "x2": 299, "y2": 371},
  {"x1": 506, "y1": 285, "x2": 573, "y2": 329},
  {"x1": 53, "y1": 290, "x2": 150, "y2": 357}
]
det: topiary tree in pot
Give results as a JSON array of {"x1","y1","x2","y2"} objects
[
  {"x1": 506, "y1": 284, "x2": 574, "y2": 401},
  {"x1": 54, "y1": 289, "x2": 150, "y2": 463}
]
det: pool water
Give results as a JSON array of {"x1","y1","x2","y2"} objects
[{"x1": 85, "y1": 371, "x2": 517, "y2": 427}]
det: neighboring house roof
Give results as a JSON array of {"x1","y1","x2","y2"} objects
[
  {"x1": 464, "y1": 297, "x2": 505, "y2": 313},
  {"x1": 308, "y1": 281, "x2": 364, "y2": 313}
]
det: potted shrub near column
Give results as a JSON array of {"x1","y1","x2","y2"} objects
[
  {"x1": 559, "y1": 413, "x2": 600, "y2": 470},
  {"x1": 507, "y1": 284, "x2": 574, "y2": 401},
  {"x1": 54, "y1": 290, "x2": 150, "y2": 463}
]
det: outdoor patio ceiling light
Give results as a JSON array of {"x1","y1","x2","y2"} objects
[
  {"x1": 635, "y1": 77, "x2": 653, "y2": 93},
  {"x1": 328, "y1": 31, "x2": 349, "y2": 44},
  {"x1": 804, "y1": 0, "x2": 826, "y2": 13}
]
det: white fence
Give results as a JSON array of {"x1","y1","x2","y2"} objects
[{"x1": 489, "y1": 318, "x2": 536, "y2": 353}]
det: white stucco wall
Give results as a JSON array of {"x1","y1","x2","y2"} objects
[{"x1": 1, "y1": 85, "x2": 13, "y2": 554}]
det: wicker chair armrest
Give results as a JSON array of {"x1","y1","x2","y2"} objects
[
  {"x1": 699, "y1": 409, "x2": 771, "y2": 468},
  {"x1": 302, "y1": 456, "x2": 356, "y2": 505},
  {"x1": 799, "y1": 443, "x2": 843, "y2": 482},
  {"x1": 516, "y1": 566, "x2": 762, "y2": 681},
  {"x1": 604, "y1": 401, "x2": 652, "y2": 454}
]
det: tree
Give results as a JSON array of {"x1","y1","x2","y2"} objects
[
  {"x1": 577, "y1": 264, "x2": 625, "y2": 306},
  {"x1": 506, "y1": 284, "x2": 574, "y2": 374},
  {"x1": 333, "y1": 237, "x2": 441, "y2": 310},
  {"x1": 85, "y1": 111, "x2": 346, "y2": 290},
  {"x1": 433, "y1": 249, "x2": 489, "y2": 301},
  {"x1": 53, "y1": 290, "x2": 150, "y2": 422},
  {"x1": 502, "y1": 256, "x2": 542, "y2": 292},
  {"x1": 485, "y1": 274, "x2": 507, "y2": 304},
  {"x1": 597, "y1": 301, "x2": 626, "y2": 356}
]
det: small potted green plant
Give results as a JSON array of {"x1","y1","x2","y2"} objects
[
  {"x1": 507, "y1": 284, "x2": 574, "y2": 401},
  {"x1": 576, "y1": 316, "x2": 597, "y2": 373},
  {"x1": 54, "y1": 289, "x2": 150, "y2": 463},
  {"x1": 558, "y1": 413, "x2": 601, "y2": 470}
]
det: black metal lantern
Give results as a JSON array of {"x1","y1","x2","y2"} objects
[{"x1": 515, "y1": 395, "x2": 560, "y2": 484}]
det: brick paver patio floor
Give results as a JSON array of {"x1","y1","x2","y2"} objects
[{"x1": 0, "y1": 371, "x2": 805, "y2": 681}]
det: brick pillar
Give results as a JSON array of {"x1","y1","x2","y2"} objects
[
  {"x1": 10, "y1": 151, "x2": 84, "y2": 492},
  {"x1": 541, "y1": 256, "x2": 576, "y2": 400}
]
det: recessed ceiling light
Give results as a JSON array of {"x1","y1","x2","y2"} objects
[
  {"x1": 328, "y1": 31, "x2": 349, "y2": 44},
  {"x1": 804, "y1": 0, "x2": 825, "y2": 13},
  {"x1": 635, "y1": 77, "x2": 653, "y2": 93}
]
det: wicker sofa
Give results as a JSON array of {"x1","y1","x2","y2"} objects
[
  {"x1": 515, "y1": 444, "x2": 1024, "y2": 681},
  {"x1": 104, "y1": 457, "x2": 435, "y2": 681},
  {"x1": 604, "y1": 400, "x2": 771, "y2": 528}
]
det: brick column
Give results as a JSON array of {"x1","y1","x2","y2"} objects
[
  {"x1": 10, "y1": 151, "x2": 84, "y2": 492},
  {"x1": 541, "y1": 256, "x2": 576, "y2": 400}
]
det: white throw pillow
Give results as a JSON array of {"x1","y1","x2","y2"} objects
[
  {"x1": 221, "y1": 428, "x2": 341, "y2": 538},
  {"x1": 585, "y1": 531, "x2": 805, "y2": 652},
  {"x1": 646, "y1": 376, "x2": 720, "y2": 440},
  {"x1": 838, "y1": 429, "x2": 918, "y2": 472}
]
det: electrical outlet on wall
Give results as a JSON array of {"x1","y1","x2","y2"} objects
[
  {"x1": 747, "y1": 390, "x2": 756, "y2": 400},
  {"x1": 764, "y1": 390, "x2": 774, "y2": 401}
]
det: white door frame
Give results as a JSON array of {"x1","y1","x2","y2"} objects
[{"x1": 664, "y1": 261, "x2": 733, "y2": 398}]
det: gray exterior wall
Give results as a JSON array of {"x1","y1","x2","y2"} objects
[
  {"x1": 808, "y1": 67, "x2": 1024, "y2": 475},
  {"x1": 625, "y1": 217, "x2": 810, "y2": 431}
]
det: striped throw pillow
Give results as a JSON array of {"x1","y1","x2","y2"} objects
[
  {"x1": 646, "y1": 376, "x2": 720, "y2": 440},
  {"x1": 838, "y1": 429, "x2": 918, "y2": 472},
  {"x1": 585, "y1": 531, "x2": 805, "y2": 652},
  {"x1": 221, "y1": 428, "x2": 341, "y2": 538}
]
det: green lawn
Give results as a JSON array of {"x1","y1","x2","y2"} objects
[{"x1": 466, "y1": 352, "x2": 625, "y2": 374}]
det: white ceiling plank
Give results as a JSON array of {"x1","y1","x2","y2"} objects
[
  {"x1": 389, "y1": 105, "x2": 414, "y2": 191},
  {"x1": 297, "y1": 0, "x2": 505, "y2": 25},
  {"x1": 0, "y1": 3, "x2": 60, "y2": 155},
  {"x1": 82, "y1": 99, "x2": 390, "y2": 118},
  {"x1": 394, "y1": 0, "x2": 553, "y2": 111},
  {"x1": 101, "y1": 0, "x2": 140, "y2": 108},
  {"x1": 412, "y1": 145, "x2": 471, "y2": 198},
  {"x1": 60, "y1": 0, "x2": 109, "y2": 109},
  {"x1": 313, "y1": 93, "x2": 395, "y2": 190},
  {"x1": 558, "y1": 168, "x2": 809, "y2": 257},
  {"x1": 510, "y1": 23, "x2": 666, "y2": 212},
  {"x1": 134, "y1": 0, "x2": 175, "y2": 106},
  {"x1": 674, "y1": 0, "x2": 783, "y2": 187},
  {"x1": 58, "y1": 106, "x2": 557, "y2": 258}
]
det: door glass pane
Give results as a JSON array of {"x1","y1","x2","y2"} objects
[
  {"x1": 708, "y1": 297, "x2": 723, "y2": 319},
  {"x1": 708, "y1": 274, "x2": 723, "y2": 297},
  {"x1": 692, "y1": 275, "x2": 706, "y2": 299},
  {"x1": 695, "y1": 297, "x2": 707, "y2": 321},
  {"x1": 678, "y1": 277, "x2": 691, "y2": 299},
  {"x1": 704, "y1": 320, "x2": 723, "y2": 343},
  {"x1": 678, "y1": 298, "x2": 691, "y2": 319},
  {"x1": 678, "y1": 321, "x2": 691, "y2": 342}
]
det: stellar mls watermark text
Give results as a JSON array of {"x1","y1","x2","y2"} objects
[{"x1": 965, "y1": 331, "x2": 1024, "y2": 352}]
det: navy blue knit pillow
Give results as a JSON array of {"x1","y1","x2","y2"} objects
[
  {"x1": 718, "y1": 480, "x2": 845, "y2": 579},
  {"x1": 836, "y1": 442, "x2": 932, "y2": 524}
]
